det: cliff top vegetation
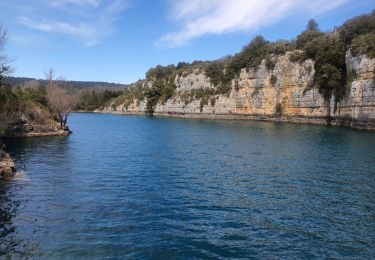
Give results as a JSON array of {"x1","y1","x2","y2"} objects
[{"x1": 112, "y1": 10, "x2": 375, "y2": 114}]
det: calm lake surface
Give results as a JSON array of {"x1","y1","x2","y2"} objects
[{"x1": 1, "y1": 113, "x2": 375, "y2": 259}]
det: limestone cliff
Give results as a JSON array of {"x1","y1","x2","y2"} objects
[{"x1": 104, "y1": 52, "x2": 375, "y2": 130}]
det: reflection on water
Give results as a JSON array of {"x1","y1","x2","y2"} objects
[
  {"x1": 1, "y1": 113, "x2": 375, "y2": 259},
  {"x1": 0, "y1": 179, "x2": 38, "y2": 258}
]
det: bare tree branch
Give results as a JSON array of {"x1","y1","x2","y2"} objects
[
  {"x1": 46, "y1": 70, "x2": 78, "y2": 128},
  {"x1": 0, "y1": 25, "x2": 13, "y2": 77}
]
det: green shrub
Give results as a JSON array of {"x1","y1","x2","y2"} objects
[
  {"x1": 205, "y1": 61, "x2": 226, "y2": 86},
  {"x1": 296, "y1": 19, "x2": 324, "y2": 49},
  {"x1": 291, "y1": 32, "x2": 348, "y2": 104},
  {"x1": 289, "y1": 51, "x2": 305, "y2": 63},
  {"x1": 270, "y1": 40, "x2": 291, "y2": 55},
  {"x1": 193, "y1": 88, "x2": 215, "y2": 99},
  {"x1": 146, "y1": 65, "x2": 176, "y2": 81},
  {"x1": 339, "y1": 10, "x2": 375, "y2": 45},
  {"x1": 179, "y1": 91, "x2": 194, "y2": 105},
  {"x1": 199, "y1": 97, "x2": 208, "y2": 113},
  {"x1": 144, "y1": 85, "x2": 162, "y2": 114},
  {"x1": 296, "y1": 30, "x2": 324, "y2": 49},
  {"x1": 179, "y1": 88, "x2": 215, "y2": 107},
  {"x1": 111, "y1": 81, "x2": 145, "y2": 109},
  {"x1": 141, "y1": 64, "x2": 180, "y2": 112},
  {"x1": 350, "y1": 33, "x2": 375, "y2": 58},
  {"x1": 265, "y1": 55, "x2": 276, "y2": 70},
  {"x1": 176, "y1": 62, "x2": 189, "y2": 70},
  {"x1": 160, "y1": 84, "x2": 175, "y2": 104},
  {"x1": 227, "y1": 36, "x2": 271, "y2": 79},
  {"x1": 0, "y1": 79, "x2": 54, "y2": 127},
  {"x1": 316, "y1": 64, "x2": 343, "y2": 101},
  {"x1": 215, "y1": 83, "x2": 231, "y2": 96},
  {"x1": 77, "y1": 89, "x2": 123, "y2": 110}
]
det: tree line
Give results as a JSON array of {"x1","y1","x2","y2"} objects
[{"x1": 4, "y1": 76, "x2": 128, "y2": 90}]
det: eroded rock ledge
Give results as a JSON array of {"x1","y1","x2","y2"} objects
[
  {"x1": 0, "y1": 124, "x2": 71, "y2": 180},
  {"x1": 4, "y1": 123, "x2": 71, "y2": 138}
]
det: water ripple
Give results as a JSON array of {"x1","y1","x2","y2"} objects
[{"x1": 1, "y1": 113, "x2": 375, "y2": 259}]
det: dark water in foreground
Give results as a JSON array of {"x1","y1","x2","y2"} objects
[{"x1": 1, "y1": 113, "x2": 375, "y2": 259}]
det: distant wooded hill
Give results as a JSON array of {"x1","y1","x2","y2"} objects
[{"x1": 4, "y1": 76, "x2": 129, "y2": 89}]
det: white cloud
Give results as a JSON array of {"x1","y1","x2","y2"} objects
[
  {"x1": 19, "y1": 17, "x2": 102, "y2": 46},
  {"x1": 17, "y1": 0, "x2": 129, "y2": 46},
  {"x1": 156, "y1": 0, "x2": 348, "y2": 48},
  {"x1": 47, "y1": 0, "x2": 101, "y2": 7}
]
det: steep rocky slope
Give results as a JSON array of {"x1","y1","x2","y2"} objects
[{"x1": 103, "y1": 51, "x2": 375, "y2": 130}]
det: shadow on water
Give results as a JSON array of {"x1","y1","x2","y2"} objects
[
  {"x1": 1, "y1": 136, "x2": 71, "y2": 258},
  {"x1": 0, "y1": 180, "x2": 38, "y2": 258}
]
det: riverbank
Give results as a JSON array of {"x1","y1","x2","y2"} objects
[
  {"x1": 5, "y1": 129, "x2": 71, "y2": 138},
  {"x1": 3, "y1": 122, "x2": 72, "y2": 138},
  {"x1": 0, "y1": 123, "x2": 71, "y2": 180},
  {"x1": 96, "y1": 110, "x2": 375, "y2": 131}
]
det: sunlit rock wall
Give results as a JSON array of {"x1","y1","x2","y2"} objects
[{"x1": 104, "y1": 52, "x2": 375, "y2": 129}]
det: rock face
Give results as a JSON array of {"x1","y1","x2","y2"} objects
[
  {"x1": 5, "y1": 122, "x2": 72, "y2": 138},
  {"x1": 104, "y1": 52, "x2": 375, "y2": 130},
  {"x1": 0, "y1": 120, "x2": 71, "y2": 180},
  {"x1": 0, "y1": 150, "x2": 16, "y2": 180},
  {"x1": 174, "y1": 69, "x2": 214, "y2": 91}
]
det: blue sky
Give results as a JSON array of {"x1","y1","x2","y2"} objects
[{"x1": 1, "y1": 0, "x2": 374, "y2": 84}]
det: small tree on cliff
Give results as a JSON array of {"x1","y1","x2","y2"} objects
[
  {"x1": 46, "y1": 69, "x2": 77, "y2": 128},
  {"x1": 307, "y1": 19, "x2": 319, "y2": 31},
  {"x1": 296, "y1": 19, "x2": 324, "y2": 49}
]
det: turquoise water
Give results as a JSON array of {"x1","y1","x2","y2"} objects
[{"x1": 1, "y1": 113, "x2": 375, "y2": 259}]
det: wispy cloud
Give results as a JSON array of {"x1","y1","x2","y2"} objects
[
  {"x1": 16, "y1": 0, "x2": 129, "y2": 46},
  {"x1": 156, "y1": 0, "x2": 348, "y2": 48},
  {"x1": 46, "y1": 0, "x2": 101, "y2": 7},
  {"x1": 19, "y1": 17, "x2": 103, "y2": 46}
]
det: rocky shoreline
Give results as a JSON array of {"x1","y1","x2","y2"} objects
[
  {"x1": 96, "y1": 110, "x2": 375, "y2": 131},
  {"x1": 0, "y1": 124, "x2": 71, "y2": 180},
  {"x1": 5, "y1": 129, "x2": 71, "y2": 138},
  {"x1": 0, "y1": 149, "x2": 16, "y2": 180},
  {"x1": 4, "y1": 121, "x2": 72, "y2": 138}
]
